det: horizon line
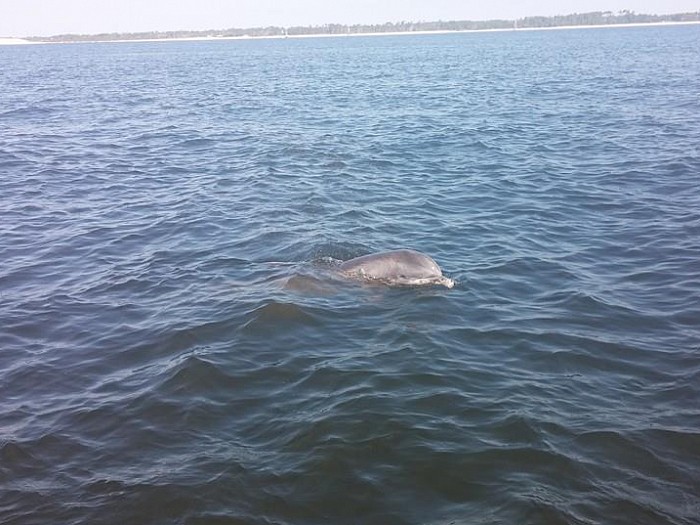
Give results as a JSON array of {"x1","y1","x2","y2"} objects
[
  {"x1": 10, "y1": 9, "x2": 700, "y2": 40},
  {"x1": 0, "y1": 9, "x2": 700, "y2": 43}
]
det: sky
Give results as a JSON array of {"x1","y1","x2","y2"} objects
[{"x1": 2, "y1": 0, "x2": 699, "y2": 37}]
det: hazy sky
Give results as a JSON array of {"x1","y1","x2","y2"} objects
[{"x1": 2, "y1": 0, "x2": 699, "y2": 37}]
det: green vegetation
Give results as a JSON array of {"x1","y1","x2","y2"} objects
[{"x1": 26, "y1": 10, "x2": 700, "y2": 42}]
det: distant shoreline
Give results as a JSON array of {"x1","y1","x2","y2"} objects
[{"x1": 2, "y1": 20, "x2": 700, "y2": 46}]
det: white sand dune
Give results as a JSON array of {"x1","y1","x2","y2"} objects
[{"x1": 0, "y1": 37, "x2": 36, "y2": 45}]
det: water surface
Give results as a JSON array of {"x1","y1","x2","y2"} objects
[{"x1": 1, "y1": 25, "x2": 700, "y2": 525}]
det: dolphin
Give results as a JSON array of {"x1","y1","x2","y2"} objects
[{"x1": 338, "y1": 249, "x2": 454, "y2": 288}]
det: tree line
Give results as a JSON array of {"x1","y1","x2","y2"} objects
[{"x1": 27, "y1": 11, "x2": 700, "y2": 42}]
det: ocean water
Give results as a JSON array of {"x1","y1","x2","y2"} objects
[{"x1": 1, "y1": 25, "x2": 700, "y2": 525}]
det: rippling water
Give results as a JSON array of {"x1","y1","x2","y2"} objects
[{"x1": 2, "y1": 25, "x2": 700, "y2": 525}]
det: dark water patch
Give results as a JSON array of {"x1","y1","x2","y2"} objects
[{"x1": 240, "y1": 300, "x2": 322, "y2": 334}]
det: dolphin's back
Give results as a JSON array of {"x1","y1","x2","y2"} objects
[{"x1": 339, "y1": 249, "x2": 453, "y2": 288}]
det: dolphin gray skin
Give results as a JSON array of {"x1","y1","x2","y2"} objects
[{"x1": 338, "y1": 249, "x2": 454, "y2": 288}]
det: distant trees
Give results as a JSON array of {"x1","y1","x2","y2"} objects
[
  {"x1": 516, "y1": 10, "x2": 699, "y2": 28},
  {"x1": 26, "y1": 11, "x2": 700, "y2": 42}
]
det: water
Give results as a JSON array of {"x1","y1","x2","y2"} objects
[{"x1": 1, "y1": 25, "x2": 700, "y2": 525}]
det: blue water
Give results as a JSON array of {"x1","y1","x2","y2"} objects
[{"x1": 2, "y1": 25, "x2": 700, "y2": 525}]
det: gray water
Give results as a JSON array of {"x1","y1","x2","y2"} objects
[{"x1": 1, "y1": 25, "x2": 700, "y2": 525}]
